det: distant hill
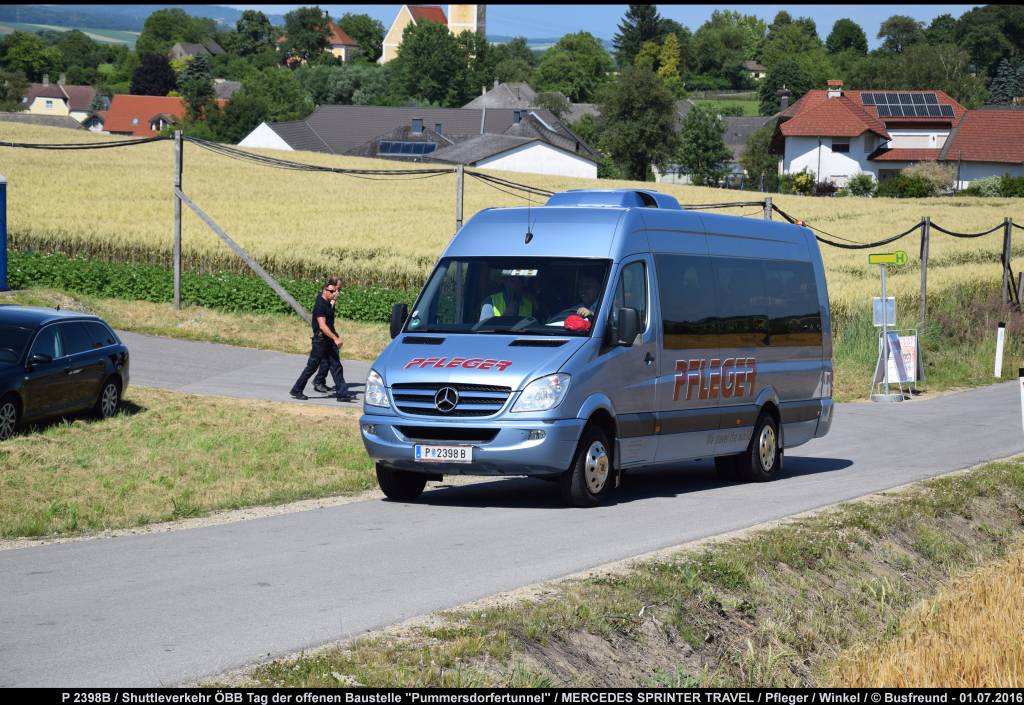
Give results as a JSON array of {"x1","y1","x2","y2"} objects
[
  {"x1": 0, "y1": 5, "x2": 286, "y2": 32},
  {"x1": 489, "y1": 34, "x2": 615, "y2": 52}
]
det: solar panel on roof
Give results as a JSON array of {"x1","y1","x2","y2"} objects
[
  {"x1": 862, "y1": 93, "x2": 875, "y2": 105},
  {"x1": 924, "y1": 93, "x2": 938, "y2": 104},
  {"x1": 912, "y1": 94, "x2": 926, "y2": 104},
  {"x1": 939, "y1": 105, "x2": 954, "y2": 117},
  {"x1": 927, "y1": 105, "x2": 942, "y2": 117},
  {"x1": 898, "y1": 93, "x2": 912, "y2": 103},
  {"x1": 877, "y1": 105, "x2": 892, "y2": 117},
  {"x1": 892, "y1": 105, "x2": 906, "y2": 117}
]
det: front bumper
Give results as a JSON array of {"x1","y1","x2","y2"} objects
[{"x1": 359, "y1": 412, "x2": 585, "y2": 476}]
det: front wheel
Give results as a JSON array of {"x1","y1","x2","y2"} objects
[
  {"x1": 742, "y1": 412, "x2": 782, "y2": 482},
  {"x1": 560, "y1": 425, "x2": 613, "y2": 507},
  {"x1": 376, "y1": 464, "x2": 427, "y2": 501}
]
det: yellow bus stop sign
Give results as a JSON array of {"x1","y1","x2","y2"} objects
[{"x1": 868, "y1": 251, "x2": 908, "y2": 266}]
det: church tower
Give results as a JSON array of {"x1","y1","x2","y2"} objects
[{"x1": 448, "y1": 5, "x2": 486, "y2": 36}]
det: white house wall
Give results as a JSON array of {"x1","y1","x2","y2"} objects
[
  {"x1": 887, "y1": 129, "x2": 948, "y2": 149},
  {"x1": 476, "y1": 142, "x2": 597, "y2": 179},
  {"x1": 955, "y1": 162, "x2": 1024, "y2": 189},
  {"x1": 784, "y1": 134, "x2": 881, "y2": 184},
  {"x1": 238, "y1": 122, "x2": 294, "y2": 151}
]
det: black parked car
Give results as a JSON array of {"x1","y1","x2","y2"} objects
[{"x1": 0, "y1": 306, "x2": 130, "y2": 440}]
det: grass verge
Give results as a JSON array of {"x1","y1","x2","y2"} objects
[
  {"x1": 1, "y1": 288, "x2": 391, "y2": 361},
  {"x1": 0, "y1": 386, "x2": 374, "y2": 538},
  {"x1": 211, "y1": 457, "x2": 1024, "y2": 687}
]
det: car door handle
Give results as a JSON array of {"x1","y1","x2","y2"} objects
[
  {"x1": 66, "y1": 368, "x2": 83, "y2": 375},
  {"x1": 643, "y1": 352, "x2": 655, "y2": 365}
]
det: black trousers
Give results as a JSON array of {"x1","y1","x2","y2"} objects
[{"x1": 291, "y1": 337, "x2": 346, "y2": 395}]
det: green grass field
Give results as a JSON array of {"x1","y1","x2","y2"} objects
[
  {"x1": 695, "y1": 99, "x2": 762, "y2": 116},
  {"x1": 0, "y1": 21, "x2": 137, "y2": 45}
]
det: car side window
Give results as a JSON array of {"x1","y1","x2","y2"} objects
[
  {"x1": 611, "y1": 261, "x2": 648, "y2": 331},
  {"x1": 30, "y1": 325, "x2": 64, "y2": 359},
  {"x1": 85, "y1": 321, "x2": 117, "y2": 348},
  {"x1": 59, "y1": 322, "x2": 96, "y2": 356}
]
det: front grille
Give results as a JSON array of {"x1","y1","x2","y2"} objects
[
  {"x1": 396, "y1": 426, "x2": 499, "y2": 443},
  {"x1": 391, "y1": 382, "x2": 512, "y2": 417}
]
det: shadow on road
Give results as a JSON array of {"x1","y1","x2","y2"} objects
[{"x1": 406, "y1": 455, "x2": 853, "y2": 509}]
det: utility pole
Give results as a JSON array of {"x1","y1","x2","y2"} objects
[{"x1": 173, "y1": 131, "x2": 182, "y2": 309}]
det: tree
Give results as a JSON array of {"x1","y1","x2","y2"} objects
[
  {"x1": 457, "y1": 30, "x2": 497, "y2": 104},
  {"x1": 535, "y1": 32, "x2": 613, "y2": 103},
  {"x1": 955, "y1": 5, "x2": 1024, "y2": 78},
  {"x1": 760, "y1": 18, "x2": 823, "y2": 69},
  {"x1": 757, "y1": 59, "x2": 814, "y2": 115},
  {"x1": 900, "y1": 43, "x2": 989, "y2": 108},
  {"x1": 494, "y1": 57, "x2": 533, "y2": 84},
  {"x1": 740, "y1": 123, "x2": 779, "y2": 191},
  {"x1": 493, "y1": 37, "x2": 535, "y2": 84},
  {"x1": 391, "y1": 19, "x2": 465, "y2": 106},
  {"x1": 239, "y1": 67, "x2": 314, "y2": 121},
  {"x1": 130, "y1": 54, "x2": 177, "y2": 96},
  {"x1": 136, "y1": 8, "x2": 214, "y2": 57},
  {"x1": 337, "y1": 13, "x2": 385, "y2": 63},
  {"x1": 826, "y1": 19, "x2": 867, "y2": 55},
  {"x1": 613, "y1": 4, "x2": 662, "y2": 68},
  {"x1": 924, "y1": 14, "x2": 958, "y2": 46},
  {"x1": 281, "y1": 6, "x2": 331, "y2": 65},
  {"x1": 210, "y1": 92, "x2": 270, "y2": 143},
  {"x1": 878, "y1": 15, "x2": 925, "y2": 54},
  {"x1": 689, "y1": 10, "x2": 766, "y2": 83},
  {"x1": 677, "y1": 104, "x2": 732, "y2": 186},
  {"x1": 179, "y1": 55, "x2": 214, "y2": 120},
  {"x1": 988, "y1": 58, "x2": 1024, "y2": 105},
  {"x1": 634, "y1": 41, "x2": 661, "y2": 71},
  {"x1": 0, "y1": 68, "x2": 27, "y2": 111},
  {"x1": 597, "y1": 64, "x2": 679, "y2": 181},
  {"x1": 536, "y1": 91, "x2": 570, "y2": 121},
  {"x1": 236, "y1": 10, "x2": 275, "y2": 57},
  {"x1": 658, "y1": 19, "x2": 690, "y2": 75},
  {"x1": 0, "y1": 32, "x2": 63, "y2": 81},
  {"x1": 658, "y1": 33, "x2": 681, "y2": 85}
]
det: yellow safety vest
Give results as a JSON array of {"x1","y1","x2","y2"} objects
[{"x1": 489, "y1": 292, "x2": 533, "y2": 317}]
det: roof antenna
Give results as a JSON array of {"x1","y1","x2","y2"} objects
[{"x1": 525, "y1": 188, "x2": 534, "y2": 243}]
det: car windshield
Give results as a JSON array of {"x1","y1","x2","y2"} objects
[
  {"x1": 0, "y1": 326, "x2": 33, "y2": 363},
  {"x1": 406, "y1": 257, "x2": 612, "y2": 336}
]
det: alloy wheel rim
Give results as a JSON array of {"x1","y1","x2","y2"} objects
[
  {"x1": 759, "y1": 425, "x2": 776, "y2": 472},
  {"x1": 584, "y1": 441, "x2": 609, "y2": 494},
  {"x1": 0, "y1": 402, "x2": 15, "y2": 439},
  {"x1": 102, "y1": 385, "x2": 118, "y2": 417}
]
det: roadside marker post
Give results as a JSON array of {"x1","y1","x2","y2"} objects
[
  {"x1": 995, "y1": 322, "x2": 1006, "y2": 378},
  {"x1": 1020, "y1": 368, "x2": 1024, "y2": 434},
  {"x1": 870, "y1": 251, "x2": 908, "y2": 402}
]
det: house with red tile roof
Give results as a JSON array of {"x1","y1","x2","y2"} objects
[
  {"x1": 23, "y1": 76, "x2": 96, "y2": 123},
  {"x1": 101, "y1": 95, "x2": 186, "y2": 137},
  {"x1": 772, "y1": 79, "x2": 1024, "y2": 188},
  {"x1": 277, "y1": 17, "x2": 360, "y2": 63},
  {"x1": 380, "y1": 5, "x2": 484, "y2": 63}
]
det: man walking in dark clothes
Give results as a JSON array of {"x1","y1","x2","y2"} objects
[
  {"x1": 290, "y1": 277, "x2": 355, "y2": 402},
  {"x1": 312, "y1": 281, "x2": 339, "y2": 394}
]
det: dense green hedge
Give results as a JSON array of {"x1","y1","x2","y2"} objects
[{"x1": 7, "y1": 251, "x2": 418, "y2": 323}]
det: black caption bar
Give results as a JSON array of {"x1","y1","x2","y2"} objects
[{"x1": 12, "y1": 689, "x2": 1024, "y2": 705}]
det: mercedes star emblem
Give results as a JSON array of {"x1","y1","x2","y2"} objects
[{"x1": 434, "y1": 386, "x2": 459, "y2": 413}]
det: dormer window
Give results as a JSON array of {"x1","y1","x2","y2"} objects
[
  {"x1": 411, "y1": 118, "x2": 423, "y2": 133},
  {"x1": 45, "y1": 100, "x2": 54, "y2": 109}
]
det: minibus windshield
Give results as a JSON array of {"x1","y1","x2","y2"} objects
[{"x1": 406, "y1": 257, "x2": 612, "y2": 336}]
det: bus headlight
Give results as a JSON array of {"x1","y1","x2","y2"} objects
[
  {"x1": 512, "y1": 374, "x2": 571, "y2": 413},
  {"x1": 365, "y1": 369, "x2": 390, "y2": 408}
]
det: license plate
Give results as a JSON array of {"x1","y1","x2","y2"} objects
[{"x1": 414, "y1": 445, "x2": 473, "y2": 463}]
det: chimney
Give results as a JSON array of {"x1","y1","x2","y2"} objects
[
  {"x1": 58, "y1": 72, "x2": 66, "y2": 85},
  {"x1": 827, "y1": 79, "x2": 843, "y2": 99},
  {"x1": 42, "y1": 73, "x2": 49, "y2": 86},
  {"x1": 777, "y1": 85, "x2": 791, "y2": 112},
  {"x1": 481, "y1": 85, "x2": 486, "y2": 96},
  {"x1": 493, "y1": 78, "x2": 498, "y2": 89}
]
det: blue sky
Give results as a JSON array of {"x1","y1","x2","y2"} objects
[{"x1": 225, "y1": 4, "x2": 980, "y2": 50}]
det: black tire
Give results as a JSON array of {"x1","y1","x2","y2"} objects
[
  {"x1": 714, "y1": 454, "x2": 742, "y2": 481},
  {"x1": 0, "y1": 395, "x2": 20, "y2": 441},
  {"x1": 93, "y1": 377, "x2": 121, "y2": 420},
  {"x1": 741, "y1": 411, "x2": 782, "y2": 482},
  {"x1": 560, "y1": 425, "x2": 613, "y2": 507},
  {"x1": 376, "y1": 464, "x2": 428, "y2": 501}
]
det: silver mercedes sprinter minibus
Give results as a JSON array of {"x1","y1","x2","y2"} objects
[{"x1": 360, "y1": 189, "x2": 833, "y2": 506}]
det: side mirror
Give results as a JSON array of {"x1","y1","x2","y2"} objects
[
  {"x1": 616, "y1": 307, "x2": 639, "y2": 347},
  {"x1": 389, "y1": 303, "x2": 409, "y2": 339},
  {"x1": 26, "y1": 353, "x2": 53, "y2": 370}
]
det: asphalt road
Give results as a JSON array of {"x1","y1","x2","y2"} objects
[{"x1": 1, "y1": 333, "x2": 1022, "y2": 686}]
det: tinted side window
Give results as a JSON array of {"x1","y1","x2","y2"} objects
[
  {"x1": 30, "y1": 325, "x2": 64, "y2": 359},
  {"x1": 611, "y1": 261, "x2": 648, "y2": 331},
  {"x1": 84, "y1": 321, "x2": 118, "y2": 348},
  {"x1": 763, "y1": 260, "x2": 822, "y2": 346},
  {"x1": 712, "y1": 258, "x2": 769, "y2": 348},
  {"x1": 60, "y1": 322, "x2": 96, "y2": 355},
  {"x1": 655, "y1": 254, "x2": 717, "y2": 349}
]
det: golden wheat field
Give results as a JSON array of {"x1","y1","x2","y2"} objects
[
  {"x1": 1, "y1": 123, "x2": 1022, "y2": 311},
  {"x1": 830, "y1": 543, "x2": 1024, "y2": 687}
]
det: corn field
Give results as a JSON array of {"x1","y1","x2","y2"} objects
[{"x1": 2, "y1": 123, "x2": 1021, "y2": 314}]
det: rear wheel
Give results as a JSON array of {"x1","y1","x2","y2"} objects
[
  {"x1": 94, "y1": 378, "x2": 121, "y2": 420},
  {"x1": 560, "y1": 425, "x2": 613, "y2": 507},
  {"x1": 376, "y1": 464, "x2": 427, "y2": 501},
  {"x1": 741, "y1": 411, "x2": 782, "y2": 482},
  {"x1": 0, "y1": 396, "x2": 20, "y2": 441}
]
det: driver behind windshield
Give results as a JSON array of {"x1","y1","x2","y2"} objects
[
  {"x1": 479, "y1": 274, "x2": 536, "y2": 322},
  {"x1": 572, "y1": 274, "x2": 601, "y2": 321}
]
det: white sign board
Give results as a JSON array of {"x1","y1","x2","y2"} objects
[
  {"x1": 873, "y1": 297, "x2": 896, "y2": 327},
  {"x1": 874, "y1": 332, "x2": 918, "y2": 385}
]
